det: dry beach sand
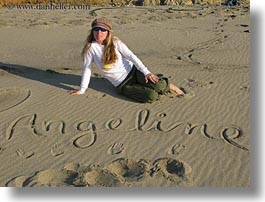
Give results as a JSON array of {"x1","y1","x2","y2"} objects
[{"x1": 0, "y1": 1, "x2": 250, "y2": 187}]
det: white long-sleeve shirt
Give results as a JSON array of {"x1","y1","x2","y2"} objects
[{"x1": 79, "y1": 39, "x2": 151, "y2": 94}]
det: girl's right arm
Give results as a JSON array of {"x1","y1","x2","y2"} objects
[{"x1": 69, "y1": 50, "x2": 93, "y2": 95}]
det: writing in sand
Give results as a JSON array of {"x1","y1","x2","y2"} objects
[{"x1": 4, "y1": 109, "x2": 248, "y2": 152}]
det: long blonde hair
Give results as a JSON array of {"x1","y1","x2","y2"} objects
[{"x1": 81, "y1": 30, "x2": 118, "y2": 65}]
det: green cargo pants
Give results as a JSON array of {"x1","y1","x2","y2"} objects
[{"x1": 117, "y1": 66, "x2": 170, "y2": 103}]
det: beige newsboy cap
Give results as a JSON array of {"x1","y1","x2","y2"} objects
[{"x1": 91, "y1": 18, "x2": 112, "y2": 31}]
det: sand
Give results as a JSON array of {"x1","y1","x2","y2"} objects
[{"x1": 0, "y1": 3, "x2": 250, "y2": 187}]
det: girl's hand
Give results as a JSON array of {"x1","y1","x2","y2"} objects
[
  {"x1": 69, "y1": 90, "x2": 82, "y2": 95},
  {"x1": 145, "y1": 73, "x2": 159, "y2": 84}
]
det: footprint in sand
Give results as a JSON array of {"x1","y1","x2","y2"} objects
[
  {"x1": 16, "y1": 148, "x2": 34, "y2": 159},
  {"x1": 152, "y1": 158, "x2": 192, "y2": 185},
  {"x1": 7, "y1": 165, "x2": 122, "y2": 187},
  {"x1": 6, "y1": 168, "x2": 79, "y2": 187},
  {"x1": 63, "y1": 162, "x2": 80, "y2": 172},
  {"x1": 26, "y1": 169, "x2": 77, "y2": 187},
  {"x1": 105, "y1": 158, "x2": 149, "y2": 182},
  {"x1": 82, "y1": 168, "x2": 123, "y2": 187},
  {"x1": 6, "y1": 157, "x2": 193, "y2": 187},
  {"x1": 107, "y1": 143, "x2": 124, "y2": 155},
  {"x1": 5, "y1": 175, "x2": 30, "y2": 187},
  {"x1": 0, "y1": 87, "x2": 31, "y2": 113}
]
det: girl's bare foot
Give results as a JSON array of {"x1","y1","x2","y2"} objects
[{"x1": 169, "y1": 83, "x2": 184, "y2": 95}]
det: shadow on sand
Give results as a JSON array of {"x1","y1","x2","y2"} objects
[{"x1": 0, "y1": 62, "x2": 132, "y2": 102}]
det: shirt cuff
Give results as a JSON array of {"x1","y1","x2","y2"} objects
[
  {"x1": 142, "y1": 69, "x2": 151, "y2": 76},
  {"x1": 79, "y1": 87, "x2": 86, "y2": 94}
]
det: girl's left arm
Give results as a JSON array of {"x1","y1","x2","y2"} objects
[{"x1": 116, "y1": 40, "x2": 151, "y2": 76}]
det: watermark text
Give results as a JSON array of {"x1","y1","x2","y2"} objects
[{"x1": 5, "y1": 2, "x2": 91, "y2": 10}]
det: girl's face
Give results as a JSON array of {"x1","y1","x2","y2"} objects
[{"x1": 93, "y1": 27, "x2": 108, "y2": 44}]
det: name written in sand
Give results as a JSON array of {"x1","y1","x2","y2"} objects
[{"x1": 4, "y1": 109, "x2": 248, "y2": 152}]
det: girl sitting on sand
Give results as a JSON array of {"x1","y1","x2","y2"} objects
[{"x1": 69, "y1": 18, "x2": 184, "y2": 103}]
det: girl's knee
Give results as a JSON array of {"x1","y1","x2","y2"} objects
[
  {"x1": 155, "y1": 78, "x2": 170, "y2": 94},
  {"x1": 144, "y1": 90, "x2": 159, "y2": 103}
]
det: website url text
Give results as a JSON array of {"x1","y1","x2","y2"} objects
[{"x1": 5, "y1": 2, "x2": 91, "y2": 10}]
